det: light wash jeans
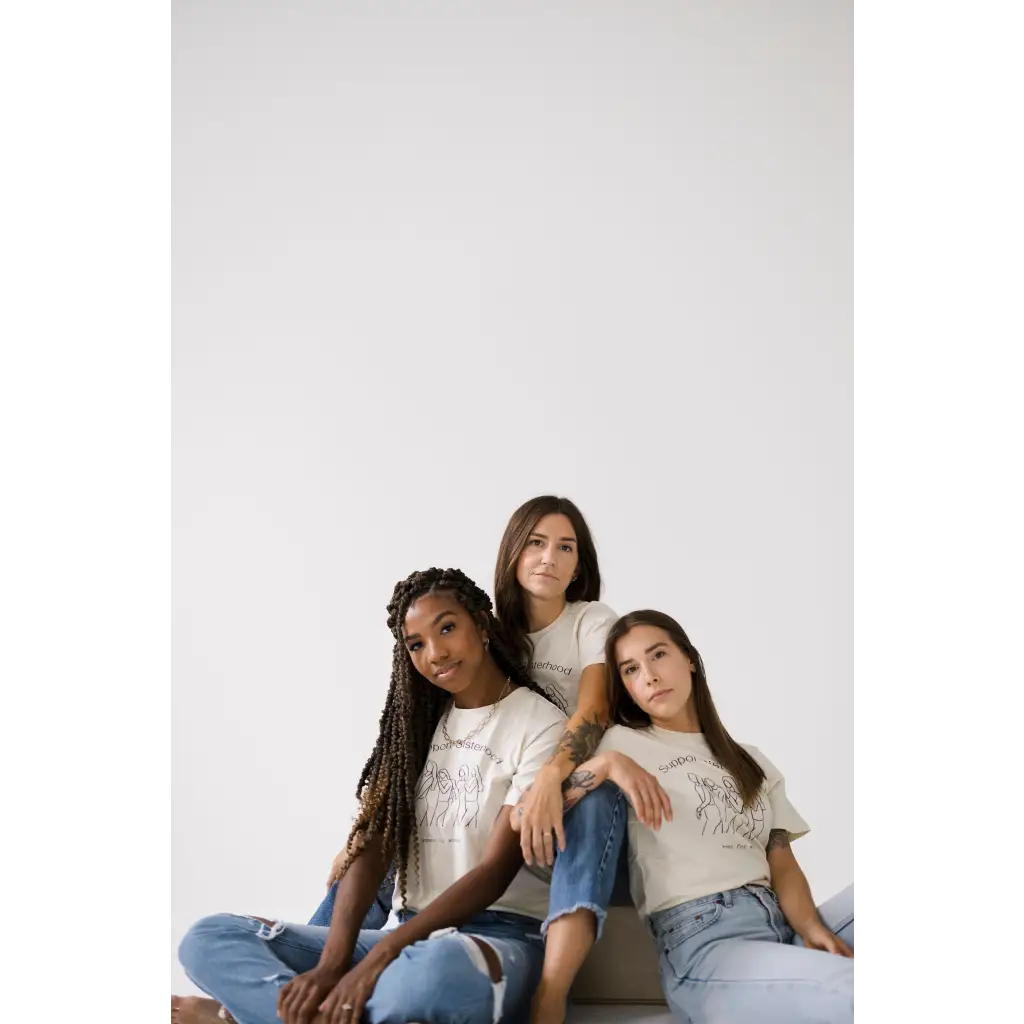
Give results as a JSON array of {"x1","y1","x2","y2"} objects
[
  {"x1": 179, "y1": 907, "x2": 545, "y2": 1024},
  {"x1": 648, "y1": 882, "x2": 855, "y2": 1023},
  {"x1": 308, "y1": 862, "x2": 395, "y2": 929},
  {"x1": 542, "y1": 781, "x2": 630, "y2": 940}
]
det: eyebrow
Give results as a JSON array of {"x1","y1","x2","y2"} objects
[
  {"x1": 617, "y1": 642, "x2": 668, "y2": 667},
  {"x1": 530, "y1": 531, "x2": 577, "y2": 543},
  {"x1": 403, "y1": 610, "x2": 456, "y2": 642}
]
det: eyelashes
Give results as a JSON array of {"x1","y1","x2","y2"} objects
[{"x1": 406, "y1": 621, "x2": 456, "y2": 653}]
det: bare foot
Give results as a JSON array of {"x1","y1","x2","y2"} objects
[
  {"x1": 170, "y1": 995, "x2": 231, "y2": 1024},
  {"x1": 530, "y1": 988, "x2": 568, "y2": 1024}
]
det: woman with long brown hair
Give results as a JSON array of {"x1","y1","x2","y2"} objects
[
  {"x1": 554, "y1": 609, "x2": 855, "y2": 1023},
  {"x1": 494, "y1": 497, "x2": 668, "y2": 1024}
]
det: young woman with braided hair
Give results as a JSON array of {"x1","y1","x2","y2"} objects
[{"x1": 176, "y1": 568, "x2": 567, "y2": 1024}]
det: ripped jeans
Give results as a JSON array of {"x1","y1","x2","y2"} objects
[
  {"x1": 179, "y1": 907, "x2": 545, "y2": 1024},
  {"x1": 542, "y1": 780, "x2": 630, "y2": 941}
]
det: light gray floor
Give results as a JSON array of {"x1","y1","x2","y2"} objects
[{"x1": 567, "y1": 1006, "x2": 675, "y2": 1024}]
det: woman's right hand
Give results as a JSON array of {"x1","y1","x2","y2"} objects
[
  {"x1": 277, "y1": 964, "x2": 345, "y2": 1024},
  {"x1": 607, "y1": 752, "x2": 673, "y2": 830},
  {"x1": 326, "y1": 846, "x2": 350, "y2": 888}
]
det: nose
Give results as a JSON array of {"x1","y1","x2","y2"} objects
[
  {"x1": 640, "y1": 662, "x2": 660, "y2": 688},
  {"x1": 427, "y1": 637, "x2": 450, "y2": 664},
  {"x1": 541, "y1": 544, "x2": 558, "y2": 566}
]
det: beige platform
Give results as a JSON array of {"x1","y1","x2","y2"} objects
[{"x1": 570, "y1": 905, "x2": 667, "y2": 1007}]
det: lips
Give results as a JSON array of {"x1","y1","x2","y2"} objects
[
  {"x1": 435, "y1": 662, "x2": 461, "y2": 681},
  {"x1": 533, "y1": 572, "x2": 559, "y2": 580},
  {"x1": 649, "y1": 689, "x2": 672, "y2": 702}
]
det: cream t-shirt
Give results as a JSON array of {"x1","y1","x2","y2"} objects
[
  {"x1": 394, "y1": 685, "x2": 566, "y2": 921},
  {"x1": 527, "y1": 600, "x2": 618, "y2": 716},
  {"x1": 596, "y1": 725, "x2": 810, "y2": 918}
]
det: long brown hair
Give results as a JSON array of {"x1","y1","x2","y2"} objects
[
  {"x1": 494, "y1": 495, "x2": 602, "y2": 669},
  {"x1": 341, "y1": 568, "x2": 552, "y2": 906},
  {"x1": 605, "y1": 610, "x2": 766, "y2": 807}
]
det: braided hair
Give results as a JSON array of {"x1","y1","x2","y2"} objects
[{"x1": 339, "y1": 567, "x2": 554, "y2": 909}]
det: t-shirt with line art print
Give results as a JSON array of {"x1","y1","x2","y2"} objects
[
  {"x1": 393, "y1": 685, "x2": 567, "y2": 921},
  {"x1": 527, "y1": 600, "x2": 618, "y2": 716},
  {"x1": 595, "y1": 725, "x2": 810, "y2": 919}
]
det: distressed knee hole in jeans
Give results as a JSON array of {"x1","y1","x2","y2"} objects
[
  {"x1": 428, "y1": 928, "x2": 507, "y2": 1023},
  {"x1": 250, "y1": 917, "x2": 286, "y2": 941}
]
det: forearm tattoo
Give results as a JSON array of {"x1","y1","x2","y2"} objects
[
  {"x1": 766, "y1": 829, "x2": 791, "y2": 852},
  {"x1": 556, "y1": 713, "x2": 606, "y2": 767},
  {"x1": 562, "y1": 768, "x2": 597, "y2": 794}
]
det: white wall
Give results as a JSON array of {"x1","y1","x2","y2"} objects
[{"x1": 173, "y1": 0, "x2": 851, "y2": 993}]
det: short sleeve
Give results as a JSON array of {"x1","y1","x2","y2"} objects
[
  {"x1": 576, "y1": 602, "x2": 619, "y2": 669},
  {"x1": 504, "y1": 710, "x2": 566, "y2": 807},
  {"x1": 595, "y1": 724, "x2": 631, "y2": 757},
  {"x1": 746, "y1": 745, "x2": 811, "y2": 842}
]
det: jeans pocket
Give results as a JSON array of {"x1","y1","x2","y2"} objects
[{"x1": 658, "y1": 898, "x2": 723, "y2": 954}]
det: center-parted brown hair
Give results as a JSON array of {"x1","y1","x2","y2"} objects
[
  {"x1": 340, "y1": 567, "x2": 551, "y2": 907},
  {"x1": 494, "y1": 495, "x2": 602, "y2": 669},
  {"x1": 605, "y1": 610, "x2": 767, "y2": 807}
]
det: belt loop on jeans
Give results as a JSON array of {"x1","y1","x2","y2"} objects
[{"x1": 721, "y1": 889, "x2": 733, "y2": 908}]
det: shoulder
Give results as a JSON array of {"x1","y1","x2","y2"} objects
[
  {"x1": 572, "y1": 601, "x2": 619, "y2": 632},
  {"x1": 597, "y1": 723, "x2": 652, "y2": 755},
  {"x1": 739, "y1": 743, "x2": 783, "y2": 782},
  {"x1": 510, "y1": 686, "x2": 568, "y2": 731}
]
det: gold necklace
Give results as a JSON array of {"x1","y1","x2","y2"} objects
[{"x1": 441, "y1": 677, "x2": 511, "y2": 746}]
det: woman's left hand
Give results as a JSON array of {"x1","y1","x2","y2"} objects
[
  {"x1": 799, "y1": 920, "x2": 853, "y2": 958},
  {"x1": 316, "y1": 948, "x2": 394, "y2": 1023},
  {"x1": 516, "y1": 767, "x2": 565, "y2": 867}
]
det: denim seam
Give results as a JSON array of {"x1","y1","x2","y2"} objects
[
  {"x1": 595, "y1": 789, "x2": 625, "y2": 876},
  {"x1": 679, "y1": 976, "x2": 851, "y2": 991}
]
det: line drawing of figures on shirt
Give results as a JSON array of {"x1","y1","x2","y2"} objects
[
  {"x1": 542, "y1": 685, "x2": 569, "y2": 715},
  {"x1": 690, "y1": 772, "x2": 723, "y2": 834},
  {"x1": 416, "y1": 762, "x2": 485, "y2": 827},
  {"x1": 415, "y1": 761, "x2": 442, "y2": 826},
  {"x1": 690, "y1": 772, "x2": 766, "y2": 840},
  {"x1": 456, "y1": 764, "x2": 484, "y2": 826}
]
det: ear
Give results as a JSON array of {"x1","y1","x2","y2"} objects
[{"x1": 474, "y1": 610, "x2": 491, "y2": 645}]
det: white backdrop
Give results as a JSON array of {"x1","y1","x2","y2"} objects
[{"x1": 173, "y1": 0, "x2": 851, "y2": 993}]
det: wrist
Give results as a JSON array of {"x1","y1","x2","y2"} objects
[
  {"x1": 313, "y1": 956, "x2": 348, "y2": 982},
  {"x1": 599, "y1": 750, "x2": 621, "y2": 784},
  {"x1": 367, "y1": 933, "x2": 404, "y2": 966},
  {"x1": 538, "y1": 763, "x2": 564, "y2": 785}
]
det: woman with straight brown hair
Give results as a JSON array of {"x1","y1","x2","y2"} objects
[
  {"x1": 555, "y1": 609, "x2": 854, "y2": 1024},
  {"x1": 495, "y1": 497, "x2": 670, "y2": 1024}
]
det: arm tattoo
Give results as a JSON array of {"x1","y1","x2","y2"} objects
[
  {"x1": 562, "y1": 768, "x2": 598, "y2": 794},
  {"x1": 556, "y1": 713, "x2": 606, "y2": 767},
  {"x1": 766, "y1": 829, "x2": 791, "y2": 853},
  {"x1": 561, "y1": 768, "x2": 598, "y2": 811}
]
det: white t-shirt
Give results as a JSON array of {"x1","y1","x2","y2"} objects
[
  {"x1": 528, "y1": 601, "x2": 618, "y2": 716},
  {"x1": 394, "y1": 685, "x2": 567, "y2": 921},
  {"x1": 596, "y1": 725, "x2": 810, "y2": 918}
]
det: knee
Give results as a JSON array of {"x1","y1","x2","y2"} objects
[
  {"x1": 565, "y1": 782, "x2": 622, "y2": 831},
  {"x1": 372, "y1": 940, "x2": 495, "y2": 1023},
  {"x1": 816, "y1": 961, "x2": 855, "y2": 1022},
  {"x1": 178, "y1": 913, "x2": 245, "y2": 979}
]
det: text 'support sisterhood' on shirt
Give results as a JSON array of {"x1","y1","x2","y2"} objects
[
  {"x1": 527, "y1": 601, "x2": 618, "y2": 715},
  {"x1": 597, "y1": 725, "x2": 810, "y2": 917},
  {"x1": 395, "y1": 686, "x2": 567, "y2": 920}
]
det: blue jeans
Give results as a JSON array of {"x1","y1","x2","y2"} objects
[
  {"x1": 543, "y1": 782, "x2": 630, "y2": 941},
  {"x1": 179, "y1": 908, "x2": 545, "y2": 1024},
  {"x1": 649, "y1": 882, "x2": 855, "y2": 1023},
  {"x1": 308, "y1": 862, "x2": 395, "y2": 929}
]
